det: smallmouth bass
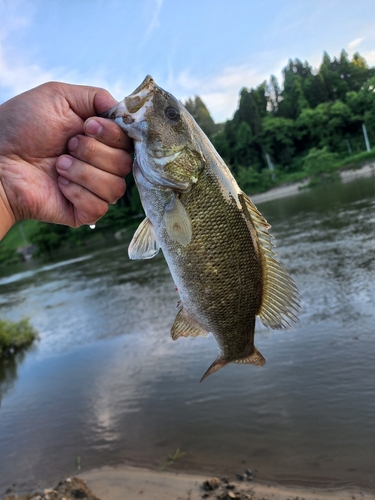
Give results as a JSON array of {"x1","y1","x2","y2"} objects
[{"x1": 104, "y1": 76, "x2": 299, "y2": 382}]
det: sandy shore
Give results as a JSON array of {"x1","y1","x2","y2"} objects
[
  {"x1": 79, "y1": 465, "x2": 375, "y2": 500},
  {"x1": 250, "y1": 162, "x2": 375, "y2": 205}
]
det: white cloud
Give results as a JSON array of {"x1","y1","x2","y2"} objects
[
  {"x1": 347, "y1": 37, "x2": 364, "y2": 50},
  {"x1": 173, "y1": 65, "x2": 269, "y2": 123},
  {"x1": 141, "y1": 0, "x2": 163, "y2": 46},
  {"x1": 362, "y1": 50, "x2": 375, "y2": 66},
  {"x1": 0, "y1": 41, "x2": 55, "y2": 100}
]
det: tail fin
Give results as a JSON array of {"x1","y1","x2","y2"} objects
[
  {"x1": 200, "y1": 358, "x2": 228, "y2": 383},
  {"x1": 200, "y1": 347, "x2": 266, "y2": 383},
  {"x1": 233, "y1": 347, "x2": 266, "y2": 367}
]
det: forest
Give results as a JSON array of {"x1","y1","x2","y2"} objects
[
  {"x1": 186, "y1": 50, "x2": 375, "y2": 193},
  {"x1": 2, "y1": 49, "x2": 375, "y2": 258}
]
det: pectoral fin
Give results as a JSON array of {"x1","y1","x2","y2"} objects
[
  {"x1": 164, "y1": 197, "x2": 192, "y2": 247},
  {"x1": 171, "y1": 308, "x2": 209, "y2": 341},
  {"x1": 239, "y1": 192, "x2": 300, "y2": 329},
  {"x1": 128, "y1": 217, "x2": 160, "y2": 260}
]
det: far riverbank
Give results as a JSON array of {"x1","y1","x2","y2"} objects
[{"x1": 250, "y1": 162, "x2": 375, "y2": 204}]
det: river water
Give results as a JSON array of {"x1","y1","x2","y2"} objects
[{"x1": 0, "y1": 176, "x2": 374, "y2": 494}]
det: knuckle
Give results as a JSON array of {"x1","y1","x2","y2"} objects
[
  {"x1": 116, "y1": 153, "x2": 133, "y2": 177},
  {"x1": 112, "y1": 179, "x2": 126, "y2": 201},
  {"x1": 93, "y1": 202, "x2": 108, "y2": 220},
  {"x1": 78, "y1": 136, "x2": 96, "y2": 160},
  {"x1": 76, "y1": 202, "x2": 107, "y2": 226}
]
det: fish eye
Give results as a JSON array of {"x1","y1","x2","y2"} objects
[{"x1": 165, "y1": 106, "x2": 180, "y2": 122}]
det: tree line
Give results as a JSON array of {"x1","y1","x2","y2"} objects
[{"x1": 186, "y1": 50, "x2": 375, "y2": 193}]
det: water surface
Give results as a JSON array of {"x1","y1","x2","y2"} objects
[{"x1": 0, "y1": 176, "x2": 374, "y2": 494}]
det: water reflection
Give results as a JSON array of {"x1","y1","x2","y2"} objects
[
  {"x1": 0, "y1": 176, "x2": 374, "y2": 494},
  {"x1": 0, "y1": 353, "x2": 25, "y2": 408}
]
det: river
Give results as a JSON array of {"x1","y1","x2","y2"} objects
[{"x1": 0, "y1": 175, "x2": 374, "y2": 495}]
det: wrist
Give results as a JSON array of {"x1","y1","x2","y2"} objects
[{"x1": 0, "y1": 157, "x2": 17, "y2": 240}]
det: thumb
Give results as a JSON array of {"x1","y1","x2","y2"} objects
[{"x1": 63, "y1": 84, "x2": 119, "y2": 119}]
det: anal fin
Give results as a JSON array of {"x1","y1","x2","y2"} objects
[{"x1": 171, "y1": 308, "x2": 208, "y2": 341}]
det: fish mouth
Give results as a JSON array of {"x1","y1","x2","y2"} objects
[{"x1": 101, "y1": 75, "x2": 156, "y2": 130}]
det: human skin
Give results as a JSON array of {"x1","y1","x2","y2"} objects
[{"x1": 0, "y1": 81, "x2": 133, "y2": 240}]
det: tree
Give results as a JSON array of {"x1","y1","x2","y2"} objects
[
  {"x1": 184, "y1": 96, "x2": 217, "y2": 138},
  {"x1": 261, "y1": 116, "x2": 295, "y2": 168}
]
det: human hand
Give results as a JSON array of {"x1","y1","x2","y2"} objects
[{"x1": 0, "y1": 82, "x2": 133, "y2": 239}]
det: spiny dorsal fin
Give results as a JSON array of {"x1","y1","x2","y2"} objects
[
  {"x1": 164, "y1": 196, "x2": 192, "y2": 247},
  {"x1": 128, "y1": 217, "x2": 160, "y2": 260},
  {"x1": 238, "y1": 192, "x2": 300, "y2": 329},
  {"x1": 171, "y1": 308, "x2": 209, "y2": 341}
]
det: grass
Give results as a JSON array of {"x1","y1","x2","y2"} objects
[
  {"x1": 335, "y1": 148, "x2": 375, "y2": 169},
  {"x1": 1, "y1": 220, "x2": 39, "y2": 250},
  {"x1": 0, "y1": 220, "x2": 40, "y2": 265},
  {"x1": 262, "y1": 149, "x2": 375, "y2": 193},
  {"x1": 0, "y1": 317, "x2": 39, "y2": 357},
  {"x1": 159, "y1": 448, "x2": 187, "y2": 470}
]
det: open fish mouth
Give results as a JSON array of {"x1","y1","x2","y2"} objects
[{"x1": 101, "y1": 75, "x2": 156, "y2": 125}]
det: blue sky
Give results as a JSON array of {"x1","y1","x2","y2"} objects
[{"x1": 0, "y1": 0, "x2": 374, "y2": 122}]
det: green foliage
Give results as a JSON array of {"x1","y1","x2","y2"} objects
[
  {"x1": 302, "y1": 148, "x2": 338, "y2": 176},
  {"x1": 213, "y1": 49, "x2": 375, "y2": 193},
  {"x1": 159, "y1": 448, "x2": 187, "y2": 470},
  {"x1": 184, "y1": 96, "x2": 217, "y2": 138},
  {"x1": 0, "y1": 220, "x2": 39, "y2": 265},
  {"x1": 0, "y1": 317, "x2": 38, "y2": 357},
  {"x1": 0, "y1": 247, "x2": 22, "y2": 265},
  {"x1": 335, "y1": 148, "x2": 375, "y2": 169}
]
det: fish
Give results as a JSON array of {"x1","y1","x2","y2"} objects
[{"x1": 104, "y1": 75, "x2": 299, "y2": 382}]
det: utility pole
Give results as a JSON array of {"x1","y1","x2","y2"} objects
[
  {"x1": 18, "y1": 222, "x2": 28, "y2": 246},
  {"x1": 265, "y1": 153, "x2": 276, "y2": 180},
  {"x1": 362, "y1": 123, "x2": 371, "y2": 152}
]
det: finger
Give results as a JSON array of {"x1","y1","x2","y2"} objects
[
  {"x1": 63, "y1": 85, "x2": 117, "y2": 121},
  {"x1": 84, "y1": 117, "x2": 133, "y2": 152},
  {"x1": 67, "y1": 135, "x2": 132, "y2": 177},
  {"x1": 57, "y1": 177, "x2": 109, "y2": 227},
  {"x1": 56, "y1": 155, "x2": 126, "y2": 204}
]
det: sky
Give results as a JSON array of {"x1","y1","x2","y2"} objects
[{"x1": 0, "y1": 0, "x2": 374, "y2": 122}]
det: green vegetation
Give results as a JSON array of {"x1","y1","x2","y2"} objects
[
  {"x1": 0, "y1": 317, "x2": 38, "y2": 357},
  {"x1": 0, "y1": 220, "x2": 39, "y2": 265},
  {"x1": 159, "y1": 448, "x2": 187, "y2": 470},
  {"x1": 209, "y1": 50, "x2": 375, "y2": 193},
  {"x1": 1, "y1": 49, "x2": 374, "y2": 262}
]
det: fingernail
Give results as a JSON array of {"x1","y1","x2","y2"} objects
[
  {"x1": 58, "y1": 176, "x2": 70, "y2": 186},
  {"x1": 68, "y1": 137, "x2": 79, "y2": 152},
  {"x1": 85, "y1": 119, "x2": 103, "y2": 137},
  {"x1": 57, "y1": 156, "x2": 73, "y2": 171}
]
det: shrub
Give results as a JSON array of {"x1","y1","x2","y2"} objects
[{"x1": 0, "y1": 317, "x2": 38, "y2": 357}]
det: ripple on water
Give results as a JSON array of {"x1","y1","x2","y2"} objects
[{"x1": 0, "y1": 177, "x2": 375, "y2": 493}]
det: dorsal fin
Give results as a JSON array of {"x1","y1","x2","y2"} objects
[
  {"x1": 171, "y1": 307, "x2": 209, "y2": 341},
  {"x1": 238, "y1": 193, "x2": 300, "y2": 329}
]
